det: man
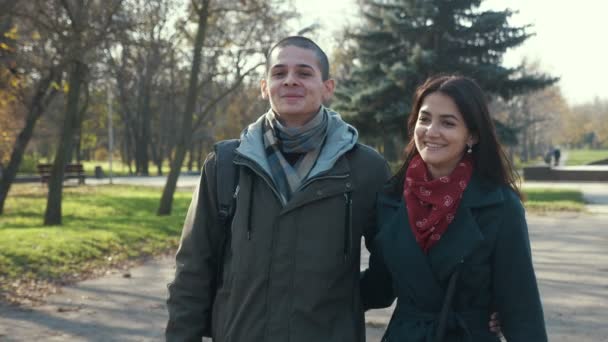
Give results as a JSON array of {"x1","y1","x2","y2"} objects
[{"x1": 165, "y1": 36, "x2": 390, "y2": 341}]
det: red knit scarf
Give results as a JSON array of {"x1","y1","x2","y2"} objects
[{"x1": 403, "y1": 154, "x2": 473, "y2": 254}]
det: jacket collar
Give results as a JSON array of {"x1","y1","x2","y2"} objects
[
  {"x1": 282, "y1": 155, "x2": 353, "y2": 214},
  {"x1": 376, "y1": 173, "x2": 505, "y2": 306},
  {"x1": 235, "y1": 107, "x2": 358, "y2": 182},
  {"x1": 379, "y1": 172, "x2": 503, "y2": 208}
]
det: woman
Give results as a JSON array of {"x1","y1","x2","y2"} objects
[{"x1": 361, "y1": 75, "x2": 547, "y2": 341}]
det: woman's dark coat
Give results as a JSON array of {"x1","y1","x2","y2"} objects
[{"x1": 361, "y1": 174, "x2": 548, "y2": 341}]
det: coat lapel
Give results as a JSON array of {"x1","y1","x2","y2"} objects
[
  {"x1": 376, "y1": 194, "x2": 444, "y2": 311},
  {"x1": 427, "y1": 174, "x2": 505, "y2": 282}
]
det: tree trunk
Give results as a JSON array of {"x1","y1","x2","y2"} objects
[
  {"x1": 44, "y1": 60, "x2": 85, "y2": 225},
  {"x1": 0, "y1": 69, "x2": 59, "y2": 214},
  {"x1": 158, "y1": 0, "x2": 210, "y2": 215},
  {"x1": 520, "y1": 127, "x2": 529, "y2": 163},
  {"x1": 74, "y1": 81, "x2": 89, "y2": 163},
  {"x1": 196, "y1": 140, "x2": 204, "y2": 171},
  {"x1": 140, "y1": 67, "x2": 152, "y2": 176},
  {"x1": 121, "y1": 136, "x2": 134, "y2": 175},
  {"x1": 187, "y1": 143, "x2": 195, "y2": 172},
  {"x1": 149, "y1": 131, "x2": 163, "y2": 176}
]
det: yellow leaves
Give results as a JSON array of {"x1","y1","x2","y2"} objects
[
  {"x1": 9, "y1": 77, "x2": 20, "y2": 89},
  {"x1": 31, "y1": 31, "x2": 41, "y2": 41},
  {"x1": 3, "y1": 26, "x2": 18, "y2": 41},
  {"x1": 0, "y1": 102, "x2": 20, "y2": 164},
  {"x1": 0, "y1": 42, "x2": 10, "y2": 51},
  {"x1": 51, "y1": 81, "x2": 70, "y2": 94}
]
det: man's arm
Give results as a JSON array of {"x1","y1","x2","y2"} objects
[{"x1": 166, "y1": 153, "x2": 223, "y2": 341}]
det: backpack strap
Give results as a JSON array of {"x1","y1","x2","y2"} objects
[
  {"x1": 203, "y1": 139, "x2": 239, "y2": 338},
  {"x1": 214, "y1": 139, "x2": 240, "y2": 228}
]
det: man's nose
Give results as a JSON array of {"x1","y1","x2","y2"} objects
[{"x1": 283, "y1": 71, "x2": 299, "y2": 86}]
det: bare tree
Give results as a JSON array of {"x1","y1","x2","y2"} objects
[
  {"x1": 157, "y1": 0, "x2": 212, "y2": 215},
  {"x1": 157, "y1": 0, "x2": 296, "y2": 215},
  {"x1": 0, "y1": 2, "x2": 65, "y2": 215},
  {"x1": 44, "y1": 0, "x2": 123, "y2": 225}
]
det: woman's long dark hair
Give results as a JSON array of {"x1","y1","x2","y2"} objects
[{"x1": 389, "y1": 75, "x2": 522, "y2": 199}]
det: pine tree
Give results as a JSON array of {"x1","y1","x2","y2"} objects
[{"x1": 335, "y1": 0, "x2": 557, "y2": 160}]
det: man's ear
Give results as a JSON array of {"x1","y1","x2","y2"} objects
[
  {"x1": 260, "y1": 79, "x2": 268, "y2": 100},
  {"x1": 322, "y1": 79, "x2": 335, "y2": 103}
]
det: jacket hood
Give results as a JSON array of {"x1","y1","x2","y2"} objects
[{"x1": 236, "y1": 107, "x2": 359, "y2": 181}]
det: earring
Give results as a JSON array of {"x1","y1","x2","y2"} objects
[{"x1": 467, "y1": 145, "x2": 473, "y2": 154}]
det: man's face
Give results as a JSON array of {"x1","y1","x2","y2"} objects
[{"x1": 261, "y1": 45, "x2": 334, "y2": 126}]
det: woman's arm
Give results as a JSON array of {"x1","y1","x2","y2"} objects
[
  {"x1": 492, "y1": 189, "x2": 548, "y2": 341},
  {"x1": 361, "y1": 224, "x2": 396, "y2": 310}
]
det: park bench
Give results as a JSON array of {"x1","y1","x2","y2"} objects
[{"x1": 37, "y1": 163, "x2": 86, "y2": 185}]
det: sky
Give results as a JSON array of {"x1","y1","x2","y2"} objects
[{"x1": 291, "y1": 0, "x2": 608, "y2": 105}]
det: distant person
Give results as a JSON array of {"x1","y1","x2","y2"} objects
[
  {"x1": 361, "y1": 75, "x2": 547, "y2": 341},
  {"x1": 544, "y1": 150, "x2": 552, "y2": 165},
  {"x1": 553, "y1": 147, "x2": 561, "y2": 166}
]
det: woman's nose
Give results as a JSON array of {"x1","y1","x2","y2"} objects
[{"x1": 425, "y1": 122, "x2": 440, "y2": 136}]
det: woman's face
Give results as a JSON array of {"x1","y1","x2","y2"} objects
[{"x1": 414, "y1": 92, "x2": 476, "y2": 179}]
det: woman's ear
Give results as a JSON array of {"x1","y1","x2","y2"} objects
[{"x1": 468, "y1": 134, "x2": 479, "y2": 146}]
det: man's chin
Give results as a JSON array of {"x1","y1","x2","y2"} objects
[{"x1": 274, "y1": 108, "x2": 312, "y2": 118}]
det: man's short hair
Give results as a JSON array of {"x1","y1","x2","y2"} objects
[{"x1": 266, "y1": 36, "x2": 330, "y2": 81}]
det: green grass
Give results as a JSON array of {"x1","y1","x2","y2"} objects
[
  {"x1": 80, "y1": 160, "x2": 201, "y2": 177},
  {"x1": 0, "y1": 184, "x2": 587, "y2": 298},
  {"x1": 523, "y1": 188, "x2": 586, "y2": 212},
  {"x1": 0, "y1": 184, "x2": 191, "y2": 291},
  {"x1": 565, "y1": 149, "x2": 608, "y2": 166}
]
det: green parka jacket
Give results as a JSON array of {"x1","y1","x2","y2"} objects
[
  {"x1": 361, "y1": 174, "x2": 548, "y2": 342},
  {"x1": 166, "y1": 113, "x2": 390, "y2": 342}
]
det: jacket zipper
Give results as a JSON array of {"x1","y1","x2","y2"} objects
[
  {"x1": 247, "y1": 175, "x2": 254, "y2": 240},
  {"x1": 235, "y1": 157, "x2": 353, "y2": 247},
  {"x1": 234, "y1": 157, "x2": 284, "y2": 205},
  {"x1": 343, "y1": 191, "x2": 352, "y2": 262}
]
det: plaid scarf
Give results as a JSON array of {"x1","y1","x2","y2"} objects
[
  {"x1": 263, "y1": 108, "x2": 328, "y2": 203},
  {"x1": 403, "y1": 154, "x2": 473, "y2": 254}
]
